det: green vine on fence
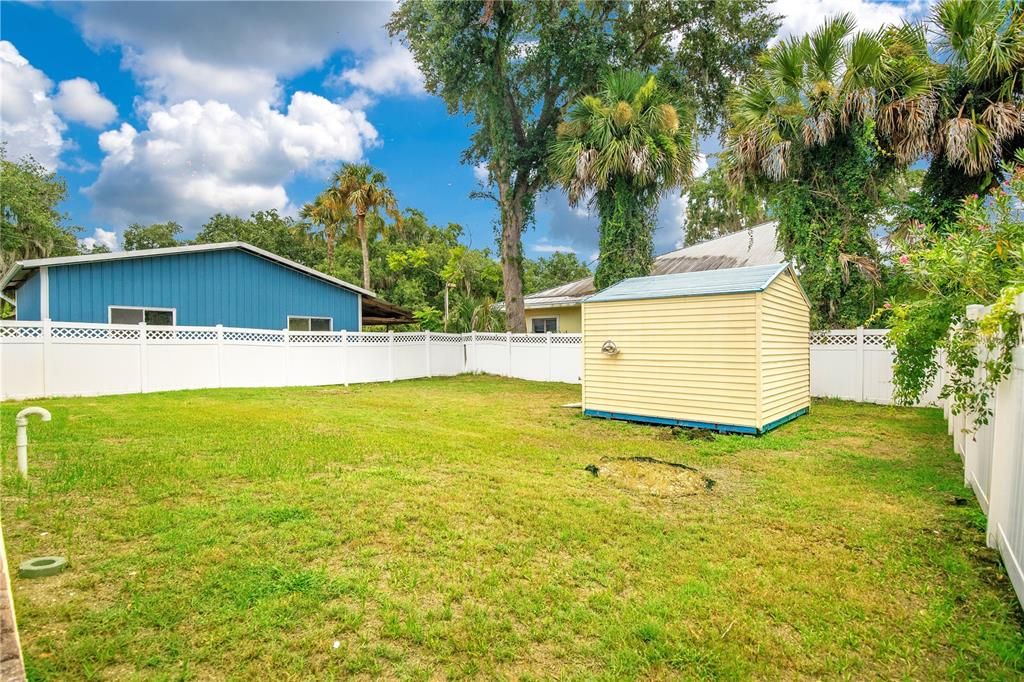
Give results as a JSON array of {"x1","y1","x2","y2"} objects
[{"x1": 879, "y1": 164, "x2": 1024, "y2": 428}]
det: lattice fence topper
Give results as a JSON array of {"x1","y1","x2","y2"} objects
[
  {"x1": 351, "y1": 333, "x2": 390, "y2": 344},
  {"x1": 51, "y1": 324, "x2": 140, "y2": 341},
  {"x1": 474, "y1": 333, "x2": 508, "y2": 342},
  {"x1": 395, "y1": 333, "x2": 426, "y2": 343},
  {"x1": 809, "y1": 329, "x2": 890, "y2": 346},
  {"x1": 0, "y1": 325, "x2": 42, "y2": 338},
  {"x1": 223, "y1": 329, "x2": 285, "y2": 344},
  {"x1": 147, "y1": 328, "x2": 219, "y2": 342},
  {"x1": 431, "y1": 333, "x2": 464, "y2": 344},
  {"x1": 551, "y1": 334, "x2": 582, "y2": 344},
  {"x1": 286, "y1": 333, "x2": 337, "y2": 344}
]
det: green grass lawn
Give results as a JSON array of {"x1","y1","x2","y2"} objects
[{"x1": 2, "y1": 376, "x2": 1022, "y2": 679}]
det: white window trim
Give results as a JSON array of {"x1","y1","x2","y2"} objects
[
  {"x1": 108, "y1": 305, "x2": 177, "y2": 325},
  {"x1": 287, "y1": 315, "x2": 333, "y2": 331},
  {"x1": 530, "y1": 315, "x2": 559, "y2": 333}
]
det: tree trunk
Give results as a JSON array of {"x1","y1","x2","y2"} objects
[
  {"x1": 499, "y1": 210, "x2": 526, "y2": 332},
  {"x1": 326, "y1": 223, "x2": 336, "y2": 264},
  {"x1": 357, "y1": 214, "x2": 371, "y2": 290}
]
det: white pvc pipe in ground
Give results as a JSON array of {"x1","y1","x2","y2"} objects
[{"x1": 15, "y1": 407, "x2": 51, "y2": 479}]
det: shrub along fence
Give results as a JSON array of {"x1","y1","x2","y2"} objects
[{"x1": 945, "y1": 296, "x2": 1024, "y2": 611}]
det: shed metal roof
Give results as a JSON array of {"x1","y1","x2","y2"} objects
[{"x1": 585, "y1": 263, "x2": 804, "y2": 304}]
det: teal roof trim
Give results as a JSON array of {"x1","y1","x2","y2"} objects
[{"x1": 585, "y1": 263, "x2": 794, "y2": 304}]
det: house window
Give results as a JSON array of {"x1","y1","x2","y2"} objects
[
  {"x1": 288, "y1": 316, "x2": 332, "y2": 332},
  {"x1": 109, "y1": 306, "x2": 175, "y2": 326},
  {"x1": 531, "y1": 317, "x2": 558, "y2": 333}
]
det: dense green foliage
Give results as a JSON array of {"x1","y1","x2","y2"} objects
[
  {"x1": 122, "y1": 221, "x2": 183, "y2": 251},
  {"x1": 726, "y1": 2, "x2": 1023, "y2": 327},
  {"x1": 683, "y1": 160, "x2": 768, "y2": 245},
  {"x1": 0, "y1": 149, "x2": 77, "y2": 272},
  {"x1": 911, "y1": 0, "x2": 1024, "y2": 228},
  {"x1": 523, "y1": 252, "x2": 591, "y2": 294},
  {"x1": 549, "y1": 71, "x2": 696, "y2": 289},
  {"x1": 882, "y1": 165, "x2": 1024, "y2": 423},
  {"x1": 726, "y1": 15, "x2": 947, "y2": 325},
  {"x1": 4, "y1": 382, "x2": 1023, "y2": 678},
  {"x1": 390, "y1": 0, "x2": 778, "y2": 328}
]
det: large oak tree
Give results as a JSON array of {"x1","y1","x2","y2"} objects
[{"x1": 389, "y1": 0, "x2": 778, "y2": 330}]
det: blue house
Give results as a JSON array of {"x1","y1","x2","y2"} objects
[{"x1": 1, "y1": 242, "x2": 412, "y2": 330}]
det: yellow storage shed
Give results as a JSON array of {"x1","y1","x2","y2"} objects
[{"x1": 582, "y1": 263, "x2": 810, "y2": 435}]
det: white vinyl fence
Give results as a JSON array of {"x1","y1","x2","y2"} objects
[
  {"x1": 3, "y1": 321, "x2": 938, "y2": 404},
  {"x1": 945, "y1": 297, "x2": 1024, "y2": 611},
  {"x1": 810, "y1": 327, "x2": 942, "y2": 405},
  {"x1": 0, "y1": 321, "x2": 582, "y2": 400}
]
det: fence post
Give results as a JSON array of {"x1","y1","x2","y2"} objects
[
  {"x1": 41, "y1": 318, "x2": 52, "y2": 398},
  {"x1": 546, "y1": 331, "x2": 553, "y2": 381},
  {"x1": 506, "y1": 331, "x2": 512, "y2": 377},
  {"x1": 856, "y1": 326, "x2": 865, "y2": 402},
  {"x1": 469, "y1": 331, "x2": 476, "y2": 374},
  {"x1": 138, "y1": 322, "x2": 148, "y2": 393},
  {"x1": 987, "y1": 293, "x2": 1024, "y2": 548},
  {"x1": 282, "y1": 327, "x2": 290, "y2": 386},
  {"x1": 215, "y1": 324, "x2": 224, "y2": 388},
  {"x1": 425, "y1": 330, "x2": 432, "y2": 378},
  {"x1": 388, "y1": 330, "x2": 395, "y2": 382},
  {"x1": 341, "y1": 330, "x2": 349, "y2": 387}
]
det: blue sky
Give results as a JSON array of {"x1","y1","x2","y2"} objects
[{"x1": 0, "y1": 0, "x2": 927, "y2": 259}]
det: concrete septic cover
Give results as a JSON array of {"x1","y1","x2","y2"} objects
[
  {"x1": 587, "y1": 457, "x2": 715, "y2": 498},
  {"x1": 18, "y1": 557, "x2": 68, "y2": 579}
]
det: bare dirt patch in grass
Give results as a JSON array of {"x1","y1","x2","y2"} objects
[{"x1": 588, "y1": 456, "x2": 715, "y2": 498}]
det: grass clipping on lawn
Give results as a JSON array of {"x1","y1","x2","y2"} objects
[{"x1": 589, "y1": 457, "x2": 715, "y2": 497}]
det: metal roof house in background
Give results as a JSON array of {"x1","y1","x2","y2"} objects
[
  {"x1": 522, "y1": 221, "x2": 785, "y2": 333},
  {"x1": 581, "y1": 263, "x2": 810, "y2": 435},
  {"x1": 1, "y1": 242, "x2": 413, "y2": 331}
]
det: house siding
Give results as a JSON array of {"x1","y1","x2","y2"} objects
[
  {"x1": 759, "y1": 271, "x2": 811, "y2": 424},
  {"x1": 20, "y1": 248, "x2": 360, "y2": 330},
  {"x1": 15, "y1": 269, "x2": 41, "y2": 320},
  {"x1": 526, "y1": 305, "x2": 582, "y2": 333},
  {"x1": 582, "y1": 294, "x2": 760, "y2": 428}
]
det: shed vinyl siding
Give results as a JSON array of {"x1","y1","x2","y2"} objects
[
  {"x1": 759, "y1": 271, "x2": 810, "y2": 424},
  {"x1": 32, "y1": 248, "x2": 360, "y2": 330},
  {"x1": 583, "y1": 294, "x2": 759, "y2": 428}
]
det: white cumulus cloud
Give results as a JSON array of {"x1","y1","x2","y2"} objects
[
  {"x1": 0, "y1": 40, "x2": 65, "y2": 169},
  {"x1": 79, "y1": 227, "x2": 119, "y2": 252},
  {"x1": 473, "y1": 162, "x2": 490, "y2": 184},
  {"x1": 86, "y1": 94, "x2": 379, "y2": 229},
  {"x1": 772, "y1": 0, "x2": 925, "y2": 42},
  {"x1": 53, "y1": 77, "x2": 118, "y2": 128},
  {"x1": 531, "y1": 242, "x2": 578, "y2": 255},
  {"x1": 73, "y1": 2, "x2": 403, "y2": 111},
  {"x1": 339, "y1": 45, "x2": 424, "y2": 96}
]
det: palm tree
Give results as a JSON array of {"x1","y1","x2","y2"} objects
[
  {"x1": 299, "y1": 192, "x2": 348, "y2": 265},
  {"x1": 728, "y1": 4, "x2": 1023, "y2": 217},
  {"x1": 727, "y1": 14, "x2": 940, "y2": 183},
  {"x1": 331, "y1": 163, "x2": 402, "y2": 290},
  {"x1": 549, "y1": 71, "x2": 696, "y2": 289}
]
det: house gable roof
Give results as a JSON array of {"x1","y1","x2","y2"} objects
[
  {"x1": 0, "y1": 241, "x2": 375, "y2": 299},
  {"x1": 585, "y1": 263, "x2": 809, "y2": 306}
]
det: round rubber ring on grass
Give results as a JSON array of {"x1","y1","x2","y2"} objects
[{"x1": 18, "y1": 556, "x2": 68, "y2": 578}]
